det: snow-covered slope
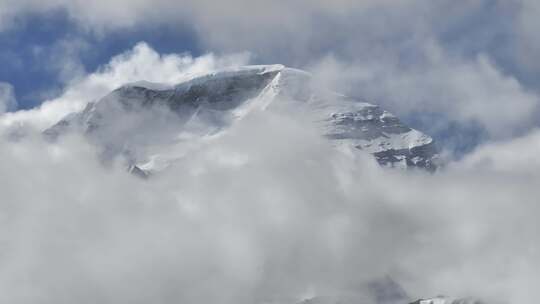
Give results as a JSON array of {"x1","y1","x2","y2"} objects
[
  {"x1": 44, "y1": 65, "x2": 438, "y2": 173},
  {"x1": 410, "y1": 296, "x2": 484, "y2": 304}
]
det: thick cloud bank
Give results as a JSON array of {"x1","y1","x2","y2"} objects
[{"x1": 0, "y1": 45, "x2": 539, "y2": 304}]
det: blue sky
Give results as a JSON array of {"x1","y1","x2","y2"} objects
[{"x1": 0, "y1": 9, "x2": 199, "y2": 109}]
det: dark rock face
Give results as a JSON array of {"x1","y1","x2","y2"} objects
[
  {"x1": 326, "y1": 106, "x2": 412, "y2": 141},
  {"x1": 45, "y1": 70, "x2": 279, "y2": 140},
  {"x1": 326, "y1": 105, "x2": 438, "y2": 171},
  {"x1": 128, "y1": 165, "x2": 149, "y2": 179},
  {"x1": 114, "y1": 70, "x2": 278, "y2": 111},
  {"x1": 368, "y1": 276, "x2": 410, "y2": 304},
  {"x1": 372, "y1": 141, "x2": 439, "y2": 172}
]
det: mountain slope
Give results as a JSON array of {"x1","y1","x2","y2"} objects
[
  {"x1": 44, "y1": 65, "x2": 438, "y2": 173},
  {"x1": 410, "y1": 296, "x2": 485, "y2": 304}
]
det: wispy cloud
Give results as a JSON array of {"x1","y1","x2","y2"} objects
[
  {"x1": 0, "y1": 42, "x2": 250, "y2": 130},
  {"x1": 0, "y1": 82, "x2": 17, "y2": 113}
]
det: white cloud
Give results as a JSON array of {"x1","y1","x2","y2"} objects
[
  {"x1": 0, "y1": 100, "x2": 539, "y2": 303},
  {"x1": 0, "y1": 5, "x2": 539, "y2": 303},
  {"x1": 456, "y1": 128, "x2": 540, "y2": 173},
  {"x1": 308, "y1": 45, "x2": 540, "y2": 142},
  {"x1": 0, "y1": 0, "x2": 538, "y2": 74},
  {"x1": 0, "y1": 42, "x2": 250, "y2": 131},
  {"x1": 0, "y1": 0, "x2": 365, "y2": 30}
]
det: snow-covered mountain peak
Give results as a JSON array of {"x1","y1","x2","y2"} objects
[{"x1": 44, "y1": 64, "x2": 439, "y2": 173}]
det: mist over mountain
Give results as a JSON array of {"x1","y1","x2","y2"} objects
[{"x1": 1, "y1": 1, "x2": 540, "y2": 303}]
